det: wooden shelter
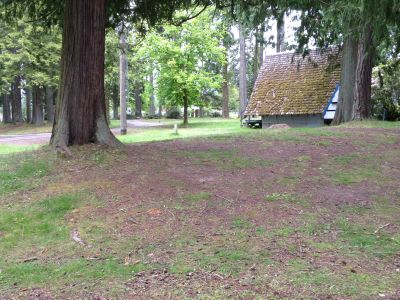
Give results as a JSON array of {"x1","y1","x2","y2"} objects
[{"x1": 245, "y1": 49, "x2": 341, "y2": 127}]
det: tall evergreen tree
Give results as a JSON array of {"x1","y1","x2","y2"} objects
[{"x1": 2, "y1": 0, "x2": 223, "y2": 147}]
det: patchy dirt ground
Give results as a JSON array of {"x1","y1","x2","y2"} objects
[{"x1": 0, "y1": 126, "x2": 399, "y2": 299}]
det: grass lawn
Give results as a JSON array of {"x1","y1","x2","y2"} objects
[
  {"x1": 0, "y1": 123, "x2": 52, "y2": 135},
  {"x1": 118, "y1": 118, "x2": 247, "y2": 144},
  {"x1": 0, "y1": 119, "x2": 399, "y2": 299},
  {"x1": 0, "y1": 120, "x2": 121, "y2": 136}
]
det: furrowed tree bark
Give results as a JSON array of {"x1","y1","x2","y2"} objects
[
  {"x1": 2, "y1": 93, "x2": 12, "y2": 123},
  {"x1": 239, "y1": 23, "x2": 247, "y2": 118},
  {"x1": 353, "y1": 23, "x2": 374, "y2": 120},
  {"x1": 45, "y1": 87, "x2": 55, "y2": 124},
  {"x1": 276, "y1": 11, "x2": 285, "y2": 53},
  {"x1": 134, "y1": 84, "x2": 142, "y2": 118},
  {"x1": 51, "y1": 0, "x2": 120, "y2": 147},
  {"x1": 119, "y1": 28, "x2": 128, "y2": 135},
  {"x1": 332, "y1": 36, "x2": 358, "y2": 125},
  {"x1": 12, "y1": 78, "x2": 23, "y2": 123},
  {"x1": 32, "y1": 86, "x2": 44, "y2": 125},
  {"x1": 25, "y1": 88, "x2": 31, "y2": 123}
]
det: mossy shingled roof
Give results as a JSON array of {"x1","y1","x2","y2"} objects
[{"x1": 245, "y1": 49, "x2": 341, "y2": 116}]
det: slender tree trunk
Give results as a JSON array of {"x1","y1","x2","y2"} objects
[
  {"x1": 222, "y1": 56, "x2": 230, "y2": 118},
  {"x1": 149, "y1": 72, "x2": 156, "y2": 116},
  {"x1": 183, "y1": 90, "x2": 189, "y2": 126},
  {"x1": 2, "y1": 93, "x2": 12, "y2": 123},
  {"x1": 25, "y1": 89, "x2": 31, "y2": 123},
  {"x1": 378, "y1": 69, "x2": 384, "y2": 88},
  {"x1": 12, "y1": 78, "x2": 23, "y2": 123},
  {"x1": 31, "y1": 88, "x2": 36, "y2": 124},
  {"x1": 112, "y1": 84, "x2": 118, "y2": 119},
  {"x1": 31, "y1": 86, "x2": 44, "y2": 125},
  {"x1": 253, "y1": 27, "x2": 260, "y2": 82},
  {"x1": 134, "y1": 84, "x2": 142, "y2": 118},
  {"x1": 119, "y1": 28, "x2": 128, "y2": 134},
  {"x1": 45, "y1": 87, "x2": 55, "y2": 124},
  {"x1": 276, "y1": 12, "x2": 285, "y2": 53},
  {"x1": 158, "y1": 103, "x2": 162, "y2": 117},
  {"x1": 332, "y1": 36, "x2": 358, "y2": 125},
  {"x1": 353, "y1": 24, "x2": 374, "y2": 120},
  {"x1": 199, "y1": 106, "x2": 204, "y2": 118},
  {"x1": 239, "y1": 23, "x2": 247, "y2": 118},
  {"x1": 259, "y1": 22, "x2": 265, "y2": 68},
  {"x1": 51, "y1": 0, "x2": 119, "y2": 147}
]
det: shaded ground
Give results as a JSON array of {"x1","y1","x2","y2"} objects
[{"x1": 0, "y1": 124, "x2": 399, "y2": 299}]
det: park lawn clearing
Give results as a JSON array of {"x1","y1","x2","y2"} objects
[
  {"x1": 0, "y1": 121, "x2": 399, "y2": 299},
  {"x1": 0, "y1": 120, "x2": 122, "y2": 136}
]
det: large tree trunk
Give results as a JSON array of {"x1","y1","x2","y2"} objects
[
  {"x1": 239, "y1": 24, "x2": 247, "y2": 118},
  {"x1": 25, "y1": 88, "x2": 31, "y2": 123},
  {"x1": 2, "y1": 93, "x2": 12, "y2": 123},
  {"x1": 134, "y1": 84, "x2": 142, "y2": 118},
  {"x1": 353, "y1": 24, "x2": 374, "y2": 120},
  {"x1": 222, "y1": 56, "x2": 230, "y2": 118},
  {"x1": 119, "y1": 29, "x2": 128, "y2": 134},
  {"x1": 12, "y1": 78, "x2": 23, "y2": 123},
  {"x1": 149, "y1": 72, "x2": 156, "y2": 116},
  {"x1": 45, "y1": 87, "x2": 55, "y2": 124},
  {"x1": 276, "y1": 12, "x2": 285, "y2": 53},
  {"x1": 332, "y1": 36, "x2": 358, "y2": 125},
  {"x1": 51, "y1": 0, "x2": 119, "y2": 147},
  {"x1": 31, "y1": 86, "x2": 44, "y2": 125},
  {"x1": 183, "y1": 90, "x2": 189, "y2": 126}
]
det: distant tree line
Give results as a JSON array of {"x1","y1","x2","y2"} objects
[{"x1": 1, "y1": 0, "x2": 399, "y2": 147}]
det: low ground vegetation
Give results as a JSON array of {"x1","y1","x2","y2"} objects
[{"x1": 0, "y1": 119, "x2": 399, "y2": 299}]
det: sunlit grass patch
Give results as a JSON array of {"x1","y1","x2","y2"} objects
[
  {"x1": 0, "y1": 144, "x2": 41, "y2": 155},
  {"x1": 0, "y1": 258, "x2": 148, "y2": 288},
  {"x1": 265, "y1": 192, "x2": 296, "y2": 202},
  {"x1": 0, "y1": 154, "x2": 50, "y2": 196},
  {"x1": 0, "y1": 194, "x2": 82, "y2": 253},
  {"x1": 321, "y1": 152, "x2": 383, "y2": 186},
  {"x1": 264, "y1": 192, "x2": 310, "y2": 207},
  {"x1": 338, "y1": 120, "x2": 400, "y2": 129},
  {"x1": 329, "y1": 165, "x2": 379, "y2": 185},
  {"x1": 0, "y1": 123, "x2": 52, "y2": 135},
  {"x1": 231, "y1": 217, "x2": 252, "y2": 229},
  {"x1": 119, "y1": 118, "x2": 249, "y2": 144},
  {"x1": 185, "y1": 191, "x2": 211, "y2": 203},
  {"x1": 336, "y1": 218, "x2": 400, "y2": 258}
]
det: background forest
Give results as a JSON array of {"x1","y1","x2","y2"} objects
[{"x1": 2, "y1": 3, "x2": 399, "y2": 127}]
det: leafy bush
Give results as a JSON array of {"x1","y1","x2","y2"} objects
[
  {"x1": 372, "y1": 62, "x2": 400, "y2": 121},
  {"x1": 166, "y1": 108, "x2": 181, "y2": 119},
  {"x1": 211, "y1": 111, "x2": 222, "y2": 118},
  {"x1": 372, "y1": 89, "x2": 400, "y2": 121}
]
